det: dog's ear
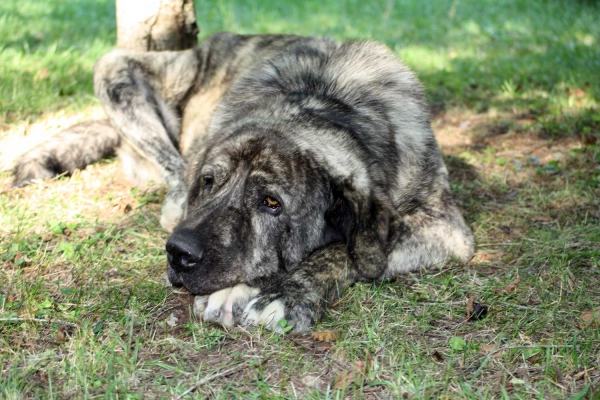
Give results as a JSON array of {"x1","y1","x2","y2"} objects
[{"x1": 326, "y1": 182, "x2": 397, "y2": 279}]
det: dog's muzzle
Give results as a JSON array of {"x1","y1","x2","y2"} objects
[{"x1": 165, "y1": 229, "x2": 205, "y2": 281}]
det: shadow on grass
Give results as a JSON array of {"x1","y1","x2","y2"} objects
[{"x1": 2, "y1": 0, "x2": 599, "y2": 128}]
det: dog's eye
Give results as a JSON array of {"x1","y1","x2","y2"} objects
[
  {"x1": 203, "y1": 177, "x2": 213, "y2": 192},
  {"x1": 265, "y1": 196, "x2": 279, "y2": 207},
  {"x1": 261, "y1": 196, "x2": 282, "y2": 215}
]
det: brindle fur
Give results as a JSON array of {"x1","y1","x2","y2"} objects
[{"x1": 13, "y1": 33, "x2": 474, "y2": 333}]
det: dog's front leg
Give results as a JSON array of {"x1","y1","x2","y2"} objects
[
  {"x1": 242, "y1": 243, "x2": 358, "y2": 333},
  {"x1": 94, "y1": 50, "x2": 199, "y2": 232}
]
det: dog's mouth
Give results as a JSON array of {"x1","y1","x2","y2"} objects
[
  {"x1": 167, "y1": 269, "x2": 204, "y2": 295},
  {"x1": 166, "y1": 263, "x2": 185, "y2": 287},
  {"x1": 167, "y1": 261, "x2": 237, "y2": 296}
]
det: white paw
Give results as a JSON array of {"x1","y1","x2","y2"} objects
[
  {"x1": 160, "y1": 194, "x2": 187, "y2": 232},
  {"x1": 242, "y1": 298, "x2": 286, "y2": 332},
  {"x1": 194, "y1": 284, "x2": 259, "y2": 327}
]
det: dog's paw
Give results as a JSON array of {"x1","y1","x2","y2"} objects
[
  {"x1": 160, "y1": 192, "x2": 187, "y2": 232},
  {"x1": 242, "y1": 297, "x2": 286, "y2": 332},
  {"x1": 194, "y1": 284, "x2": 259, "y2": 327},
  {"x1": 242, "y1": 293, "x2": 318, "y2": 334}
]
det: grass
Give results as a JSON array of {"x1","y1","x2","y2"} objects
[{"x1": 1, "y1": 0, "x2": 599, "y2": 398}]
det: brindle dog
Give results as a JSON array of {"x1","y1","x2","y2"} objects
[{"x1": 13, "y1": 33, "x2": 474, "y2": 333}]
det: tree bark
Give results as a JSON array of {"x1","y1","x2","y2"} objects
[{"x1": 116, "y1": 0, "x2": 198, "y2": 51}]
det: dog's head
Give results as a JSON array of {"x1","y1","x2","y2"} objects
[{"x1": 166, "y1": 130, "x2": 395, "y2": 294}]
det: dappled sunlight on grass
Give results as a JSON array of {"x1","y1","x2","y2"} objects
[
  {"x1": 0, "y1": 0, "x2": 114, "y2": 124},
  {"x1": 397, "y1": 46, "x2": 451, "y2": 73},
  {"x1": 2, "y1": 0, "x2": 598, "y2": 128},
  {"x1": 196, "y1": 0, "x2": 600, "y2": 134}
]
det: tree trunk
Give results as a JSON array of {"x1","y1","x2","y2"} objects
[{"x1": 116, "y1": 0, "x2": 198, "y2": 51}]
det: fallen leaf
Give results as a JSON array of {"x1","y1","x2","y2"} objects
[
  {"x1": 504, "y1": 277, "x2": 521, "y2": 293},
  {"x1": 555, "y1": 366, "x2": 565, "y2": 385},
  {"x1": 33, "y1": 370, "x2": 48, "y2": 384},
  {"x1": 573, "y1": 367, "x2": 595, "y2": 381},
  {"x1": 580, "y1": 308, "x2": 600, "y2": 328},
  {"x1": 431, "y1": 350, "x2": 444, "y2": 362},
  {"x1": 466, "y1": 294, "x2": 475, "y2": 318},
  {"x1": 527, "y1": 351, "x2": 542, "y2": 364},
  {"x1": 333, "y1": 358, "x2": 370, "y2": 389},
  {"x1": 56, "y1": 326, "x2": 66, "y2": 342},
  {"x1": 334, "y1": 369, "x2": 358, "y2": 390},
  {"x1": 353, "y1": 360, "x2": 366, "y2": 372},
  {"x1": 478, "y1": 344, "x2": 503, "y2": 358},
  {"x1": 314, "y1": 342, "x2": 333, "y2": 352},
  {"x1": 572, "y1": 87, "x2": 586, "y2": 98},
  {"x1": 7, "y1": 294, "x2": 14, "y2": 303},
  {"x1": 312, "y1": 330, "x2": 336, "y2": 343},
  {"x1": 474, "y1": 251, "x2": 494, "y2": 262},
  {"x1": 35, "y1": 68, "x2": 50, "y2": 80}
]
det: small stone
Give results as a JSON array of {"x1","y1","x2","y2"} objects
[
  {"x1": 301, "y1": 374, "x2": 321, "y2": 388},
  {"x1": 166, "y1": 313, "x2": 179, "y2": 327},
  {"x1": 468, "y1": 302, "x2": 489, "y2": 321}
]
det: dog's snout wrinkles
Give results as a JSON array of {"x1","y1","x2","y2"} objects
[{"x1": 166, "y1": 231, "x2": 204, "y2": 271}]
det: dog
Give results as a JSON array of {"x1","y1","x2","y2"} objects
[{"x1": 13, "y1": 33, "x2": 474, "y2": 333}]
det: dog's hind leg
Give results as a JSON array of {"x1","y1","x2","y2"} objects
[
  {"x1": 385, "y1": 187, "x2": 475, "y2": 277},
  {"x1": 94, "y1": 49, "x2": 199, "y2": 231}
]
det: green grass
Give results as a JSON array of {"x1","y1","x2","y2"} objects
[
  {"x1": 1, "y1": 0, "x2": 599, "y2": 398},
  {"x1": 0, "y1": 0, "x2": 115, "y2": 124}
]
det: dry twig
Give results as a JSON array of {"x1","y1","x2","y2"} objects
[
  {"x1": 470, "y1": 344, "x2": 574, "y2": 377},
  {"x1": 0, "y1": 318, "x2": 80, "y2": 329},
  {"x1": 174, "y1": 359, "x2": 258, "y2": 399}
]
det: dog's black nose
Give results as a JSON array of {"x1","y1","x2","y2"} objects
[{"x1": 166, "y1": 230, "x2": 204, "y2": 272}]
